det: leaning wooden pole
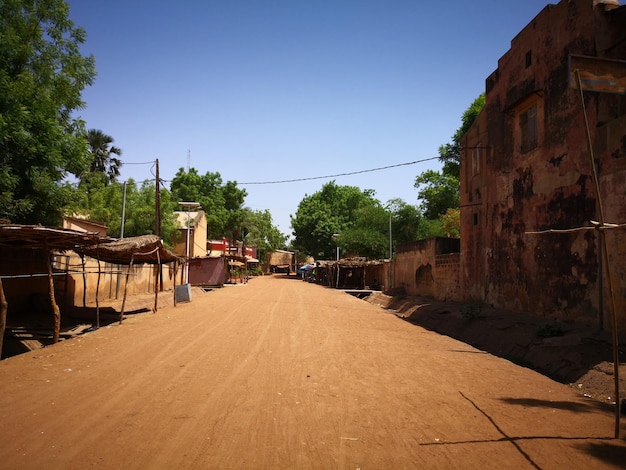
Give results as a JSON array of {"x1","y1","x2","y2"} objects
[
  {"x1": 0, "y1": 277, "x2": 7, "y2": 359},
  {"x1": 153, "y1": 250, "x2": 161, "y2": 313},
  {"x1": 95, "y1": 248, "x2": 101, "y2": 329},
  {"x1": 45, "y1": 247, "x2": 61, "y2": 344},
  {"x1": 119, "y1": 254, "x2": 135, "y2": 324},
  {"x1": 81, "y1": 254, "x2": 87, "y2": 307},
  {"x1": 173, "y1": 260, "x2": 178, "y2": 307},
  {"x1": 577, "y1": 69, "x2": 620, "y2": 438}
]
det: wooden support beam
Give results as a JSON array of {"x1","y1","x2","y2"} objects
[
  {"x1": 45, "y1": 249, "x2": 61, "y2": 343},
  {"x1": 0, "y1": 277, "x2": 7, "y2": 358}
]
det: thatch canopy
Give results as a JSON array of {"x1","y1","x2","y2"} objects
[
  {"x1": 78, "y1": 235, "x2": 180, "y2": 265},
  {"x1": 0, "y1": 224, "x2": 104, "y2": 251},
  {"x1": 337, "y1": 257, "x2": 386, "y2": 268},
  {"x1": 268, "y1": 250, "x2": 293, "y2": 267},
  {"x1": 0, "y1": 225, "x2": 179, "y2": 265}
]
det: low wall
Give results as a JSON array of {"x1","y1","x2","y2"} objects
[
  {"x1": 393, "y1": 238, "x2": 462, "y2": 301},
  {"x1": 58, "y1": 253, "x2": 178, "y2": 307}
]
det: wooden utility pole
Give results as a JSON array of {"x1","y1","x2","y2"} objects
[
  {"x1": 0, "y1": 278, "x2": 7, "y2": 358},
  {"x1": 155, "y1": 159, "x2": 163, "y2": 292},
  {"x1": 155, "y1": 159, "x2": 161, "y2": 237}
]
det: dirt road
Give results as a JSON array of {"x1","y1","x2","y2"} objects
[{"x1": 1, "y1": 275, "x2": 625, "y2": 469}]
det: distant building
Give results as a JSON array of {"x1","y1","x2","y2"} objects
[
  {"x1": 62, "y1": 216, "x2": 108, "y2": 237},
  {"x1": 173, "y1": 210, "x2": 207, "y2": 259}
]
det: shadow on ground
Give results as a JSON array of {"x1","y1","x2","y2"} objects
[{"x1": 365, "y1": 291, "x2": 626, "y2": 405}]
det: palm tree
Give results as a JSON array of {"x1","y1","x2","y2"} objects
[{"x1": 86, "y1": 129, "x2": 122, "y2": 184}]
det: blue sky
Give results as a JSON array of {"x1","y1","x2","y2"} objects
[{"x1": 67, "y1": 0, "x2": 549, "y2": 237}]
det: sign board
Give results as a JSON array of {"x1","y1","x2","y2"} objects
[{"x1": 569, "y1": 55, "x2": 626, "y2": 94}]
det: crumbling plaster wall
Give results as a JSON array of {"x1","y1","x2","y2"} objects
[{"x1": 462, "y1": 0, "x2": 626, "y2": 330}]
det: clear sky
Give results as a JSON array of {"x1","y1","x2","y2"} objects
[{"x1": 67, "y1": 0, "x2": 549, "y2": 238}]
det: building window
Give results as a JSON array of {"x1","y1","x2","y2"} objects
[
  {"x1": 473, "y1": 213, "x2": 479, "y2": 226},
  {"x1": 519, "y1": 104, "x2": 538, "y2": 153},
  {"x1": 471, "y1": 144, "x2": 481, "y2": 175},
  {"x1": 525, "y1": 50, "x2": 532, "y2": 68}
]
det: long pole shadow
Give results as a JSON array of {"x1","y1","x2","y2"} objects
[{"x1": 420, "y1": 391, "x2": 616, "y2": 469}]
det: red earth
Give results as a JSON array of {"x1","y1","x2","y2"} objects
[{"x1": 1, "y1": 275, "x2": 625, "y2": 469}]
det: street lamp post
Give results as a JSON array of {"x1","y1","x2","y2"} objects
[{"x1": 178, "y1": 201, "x2": 200, "y2": 284}]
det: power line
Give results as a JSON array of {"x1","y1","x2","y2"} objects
[
  {"x1": 238, "y1": 157, "x2": 440, "y2": 185},
  {"x1": 122, "y1": 160, "x2": 155, "y2": 165}
]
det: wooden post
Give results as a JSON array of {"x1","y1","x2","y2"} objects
[
  {"x1": 576, "y1": 69, "x2": 620, "y2": 438},
  {"x1": 81, "y1": 254, "x2": 87, "y2": 307},
  {"x1": 155, "y1": 159, "x2": 164, "y2": 292},
  {"x1": 45, "y1": 249, "x2": 61, "y2": 344},
  {"x1": 173, "y1": 260, "x2": 178, "y2": 307},
  {"x1": 119, "y1": 254, "x2": 135, "y2": 324},
  {"x1": 0, "y1": 277, "x2": 7, "y2": 359},
  {"x1": 95, "y1": 249, "x2": 101, "y2": 329},
  {"x1": 153, "y1": 251, "x2": 160, "y2": 313}
]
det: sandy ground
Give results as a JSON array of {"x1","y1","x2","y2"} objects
[{"x1": 1, "y1": 275, "x2": 625, "y2": 469}]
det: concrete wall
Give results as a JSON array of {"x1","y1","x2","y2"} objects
[{"x1": 460, "y1": 0, "x2": 626, "y2": 330}]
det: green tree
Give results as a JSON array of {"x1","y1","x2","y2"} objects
[
  {"x1": 0, "y1": 0, "x2": 96, "y2": 225},
  {"x1": 170, "y1": 168, "x2": 248, "y2": 244},
  {"x1": 414, "y1": 170, "x2": 460, "y2": 220},
  {"x1": 413, "y1": 94, "x2": 485, "y2": 226},
  {"x1": 340, "y1": 203, "x2": 390, "y2": 259},
  {"x1": 386, "y1": 198, "x2": 434, "y2": 243},
  {"x1": 438, "y1": 93, "x2": 485, "y2": 178},
  {"x1": 240, "y1": 208, "x2": 288, "y2": 263},
  {"x1": 440, "y1": 208, "x2": 460, "y2": 238},
  {"x1": 84, "y1": 129, "x2": 122, "y2": 184},
  {"x1": 70, "y1": 178, "x2": 179, "y2": 246},
  {"x1": 291, "y1": 181, "x2": 383, "y2": 259}
]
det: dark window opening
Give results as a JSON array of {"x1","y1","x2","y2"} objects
[
  {"x1": 525, "y1": 50, "x2": 532, "y2": 68},
  {"x1": 519, "y1": 104, "x2": 538, "y2": 153},
  {"x1": 473, "y1": 213, "x2": 479, "y2": 226}
]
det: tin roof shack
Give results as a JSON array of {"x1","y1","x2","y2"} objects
[
  {"x1": 188, "y1": 256, "x2": 227, "y2": 287},
  {"x1": 393, "y1": 238, "x2": 461, "y2": 301},
  {"x1": 460, "y1": 0, "x2": 626, "y2": 330}
]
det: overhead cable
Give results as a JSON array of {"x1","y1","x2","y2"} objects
[{"x1": 238, "y1": 157, "x2": 439, "y2": 185}]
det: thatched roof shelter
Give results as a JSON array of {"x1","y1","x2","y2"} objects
[
  {"x1": 0, "y1": 224, "x2": 104, "y2": 250},
  {"x1": 77, "y1": 234, "x2": 180, "y2": 265},
  {"x1": 0, "y1": 225, "x2": 180, "y2": 358}
]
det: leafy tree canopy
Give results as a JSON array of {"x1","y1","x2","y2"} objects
[
  {"x1": 291, "y1": 181, "x2": 380, "y2": 259},
  {"x1": 0, "y1": 0, "x2": 96, "y2": 225},
  {"x1": 412, "y1": 93, "x2": 484, "y2": 237},
  {"x1": 69, "y1": 178, "x2": 180, "y2": 247},
  {"x1": 414, "y1": 170, "x2": 460, "y2": 220},
  {"x1": 437, "y1": 93, "x2": 485, "y2": 178},
  {"x1": 240, "y1": 208, "x2": 288, "y2": 263},
  {"x1": 386, "y1": 198, "x2": 433, "y2": 243},
  {"x1": 170, "y1": 168, "x2": 287, "y2": 254},
  {"x1": 83, "y1": 129, "x2": 122, "y2": 184}
]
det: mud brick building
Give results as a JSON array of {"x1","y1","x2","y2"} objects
[{"x1": 460, "y1": 0, "x2": 626, "y2": 330}]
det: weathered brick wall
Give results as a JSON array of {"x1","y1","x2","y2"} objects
[
  {"x1": 435, "y1": 253, "x2": 461, "y2": 301},
  {"x1": 394, "y1": 238, "x2": 462, "y2": 301},
  {"x1": 460, "y1": 0, "x2": 626, "y2": 332}
]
